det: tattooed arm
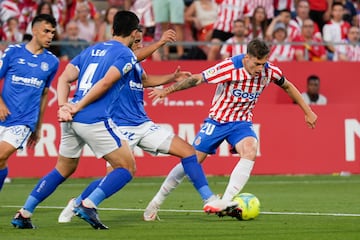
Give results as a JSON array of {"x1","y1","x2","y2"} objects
[{"x1": 148, "y1": 73, "x2": 205, "y2": 101}]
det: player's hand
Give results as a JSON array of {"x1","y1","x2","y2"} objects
[
  {"x1": 57, "y1": 104, "x2": 73, "y2": 122},
  {"x1": 0, "y1": 101, "x2": 11, "y2": 121},
  {"x1": 159, "y1": 29, "x2": 176, "y2": 45},
  {"x1": 148, "y1": 88, "x2": 168, "y2": 103},
  {"x1": 27, "y1": 131, "x2": 40, "y2": 149},
  {"x1": 173, "y1": 66, "x2": 191, "y2": 82},
  {"x1": 305, "y1": 111, "x2": 317, "y2": 129}
]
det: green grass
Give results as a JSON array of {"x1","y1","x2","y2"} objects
[{"x1": 1, "y1": 175, "x2": 360, "y2": 240}]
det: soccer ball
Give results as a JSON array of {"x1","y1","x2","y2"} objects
[{"x1": 232, "y1": 193, "x2": 260, "y2": 220}]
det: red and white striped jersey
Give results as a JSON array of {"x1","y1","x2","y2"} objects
[
  {"x1": 274, "y1": 0, "x2": 295, "y2": 12},
  {"x1": 247, "y1": 0, "x2": 275, "y2": 19},
  {"x1": 202, "y1": 55, "x2": 283, "y2": 122},
  {"x1": 213, "y1": 0, "x2": 249, "y2": 33},
  {"x1": 334, "y1": 40, "x2": 360, "y2": 61},
  {"x1": 220, "y1": 37, "x2": 248, "y2": 58},
  {"x1": 322, "y1": 20, "x2": 351, "y2": 42},
  {"x1": 269, "y1": 41, "x2": 295, "y2": 61}
]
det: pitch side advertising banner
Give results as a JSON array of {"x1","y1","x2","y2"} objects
[{"x1": 6, "y1": 61, "x2": 360, "y2": 177}]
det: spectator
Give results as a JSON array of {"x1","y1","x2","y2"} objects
[
  {"x1": 294, "y1": 18, "x2": 327, "y2": 61},
  {"x1": 152, "y1": 0, "x2": 185, "y2": 60},
  {"x1": 269, "y1": 22, "x2": 295, "y2": 61},
  {"x1": 246, "y1": 6, "x2": 268, "y2": 41},
  {"x1": 291, "y1": 0, "x2": 322, "y2": 39},
  {"x1": 59, "y1": 20, "x2": 88, "y2": 61},
  {"x1": 66, "y1": 0, "x2": 100, "y2": 25},
  {"x1": 0, "y1": 17, "x2": 23, "y2": 43},
  {"x1": 246, "y1": 0, "x2": 274, "y2": 22},
  {"x1": 334, "y1": 0, "x2": 357, "y2": 25},
  {"x1": 74, "y1": 2, "x2": 97, "y2": 42},
  {"x1": 220, "y1": 19, "x2": 248, "y2": 59},
  {"x1": 207, "y1": 0, "x2": 250, "y2": 60},
  {"x1": 97, "y1": 6, "x2": 118, "y2": 41},
  {"x1": 333, "y1": 25, "x2": 360, "y2": 61},
  {"x1": 301, "y1": 75, "x2": 327, "y2": 105},
  {"x1": 322, "y1": 2, "x2": 351, "y2": 60},
  {"x1": 125, "y1": 0, "x2": 156, "y2": 42},
  {"x1": 274, "y1": 0, "x2": 296, "y2": 16},
  {"x1": 0, "y1": 0, "x2": 21, "y2": 28},
  {"x1": 185, "y1": 0, "x2": 218, "y2": 42},
  {"x1": 25, "y1": 1, "x2": 63, "y2": 37},
  {"x1": 266, "y1": 8, "x2": 300, "y2": 41},
  {"x1": 308, "y1": 0, "x2": 332, "y2": 31}
]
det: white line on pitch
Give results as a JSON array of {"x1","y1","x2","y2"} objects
[{"x1": 2, "y1": 205, "x2": 360, "y2": 217}]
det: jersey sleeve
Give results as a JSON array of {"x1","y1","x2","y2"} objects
[
  {"x1": 202, "y1": 58, "x2": 234, "y2": 84},
  {"x1": 268, "y1": 62, "x2": 284, "y2": 84},
  {"x1": 0, "y1": 45, "x2": 15, "y2": 79},
  {"x1": 112, "y1": 50, "x2": 137, "y2": 77}
]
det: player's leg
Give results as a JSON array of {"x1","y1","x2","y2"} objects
[
  {"x1": 0, "y1": 125, "x2": 31, "y2": 191},
  {"x1": 72, "y1": 120, "x2": 135, "y2": 229},
  {"x1": 12, "y1": 122, "x2": 83, "y2": 229},
  {"x1": 221, "y1": 122, "x2": 258, "y2": 201}
]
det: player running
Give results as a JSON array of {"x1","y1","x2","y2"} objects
[{"x1": 143, "y1": 38, "x2": 318, "y2": 220}]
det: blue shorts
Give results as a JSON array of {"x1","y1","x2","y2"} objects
[{"x1": 193, "y1": 118, "x2": 257, "y2": 154}]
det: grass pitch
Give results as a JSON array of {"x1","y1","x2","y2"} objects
[{"x1": 1, "y1": 175, "x2": 359, "y2": 240}]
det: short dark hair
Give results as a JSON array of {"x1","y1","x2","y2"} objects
[
  {"x1": 247, "y1": 38, "x2": 270, "y2": 59},
  {"x1": 31, "y1": 14, "x2": 57, "y2": 28},
  {"x1": 307, "y1": 74, "x2": 320, "y2": 83},
  {"x1": 113, "y1": 10, "x2": 140, "y2": 37}
]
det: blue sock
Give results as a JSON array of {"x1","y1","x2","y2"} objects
[
  {"x1": 0, "y1": 167, "x2": 8, "y2": 191},
  {"x1": 75, "y1": 178, "x2": 102, "y2": 206},
  {"x1": 87, "y1": 168, "x2": 132, "y2": 206},
  {"x1": 23, "y1": 169, "x2": 66, "y2": 213},
  {"x1": 181, "y1": 155, "x2": 213, "y2": 200}
]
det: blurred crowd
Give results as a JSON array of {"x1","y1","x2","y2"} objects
[{"x1": 0, "y1": 0, "x2": 359, "y2": 61}]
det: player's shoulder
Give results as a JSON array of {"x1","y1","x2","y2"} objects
[{"x1": 2, "y1": 43, "x2": 23, "y2": 55}]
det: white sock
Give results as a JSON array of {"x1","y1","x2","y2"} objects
[
  {"x1": 151, "y1": 163, "x2": 185, "y2": 205},
  {"x1": 222, "y1": 158, "x2": 254, "y2": 201},
  {"x1": 82, "y1": 198, "x2": 96, "y2": 209}
]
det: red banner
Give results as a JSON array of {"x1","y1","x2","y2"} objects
[{"x1": 7, "y1": 61, "x2": 360, "y2": 177}]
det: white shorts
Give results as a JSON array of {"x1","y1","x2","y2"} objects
[
  {"x1": 0, "y1": 125, "x2": 31, "y2": 149},
  {"x1": 105, "y1": 121, "x2": 174, "y2": 167},
  {"x1": 59, "y1": 119, "x2": 125, "y2": 159},
  {"x1": 118, "y1": 121, "x2": 174, "y2": 154}
]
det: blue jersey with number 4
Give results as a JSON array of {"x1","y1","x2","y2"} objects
[
  {"x1": 70, "y1": 40, "x2": 137, "y2": 124},
  {"x1": 0, "y1": 44, "x2": 59, "y2": 131}
]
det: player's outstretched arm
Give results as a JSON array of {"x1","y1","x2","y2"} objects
[
  {"x1": 148, "y1": 73, "x2": 204, "y2": 101},
  {"x1": 144, "y1": 66, "x2": 191, "y2": 88},
  {"x1": 280, "y1": 78, "x2": 317, "y2": 129},
  {"x1": 134, "y1": 29, "x2": 176, "y2": 61}
]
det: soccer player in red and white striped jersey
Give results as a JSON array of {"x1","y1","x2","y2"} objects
[{"x1": 145, "y1": 39, "x2": 317, "y2": 219}]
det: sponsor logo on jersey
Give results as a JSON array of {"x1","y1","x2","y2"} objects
[
  {"x1": 12, "y1": 75, "x2": 43, "y2": 88},
  {"x1": 27, "y1": 62, "x2": 38, "y2": 67},
  {"x1": 232, "y1": 89, "x2": 260, "y2": 100},
  {"x1": 129, "y1": 79, "x2": 143, "y2": 90}
]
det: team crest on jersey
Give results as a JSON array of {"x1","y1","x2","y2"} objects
[
  {"x1": 41, "y1": 62, "x2": 49, "y2": 71},
  {"x1": 123, "y1": 63, "x2": 133, "y2": 74}
]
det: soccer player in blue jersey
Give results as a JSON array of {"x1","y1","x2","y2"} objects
[
  {"x1": 11, "y1": 11, "x2": 140, "y2": 230},
  {"x1": 56, "y1": 24, "x2": 239, "y2": 223},
  {"x1": 0, "y1": 14, "x2": 59, "y2": 191}
]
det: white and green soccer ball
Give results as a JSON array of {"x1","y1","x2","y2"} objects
[{"x1": 232, "y1": 192, "x2": 261, "y2": 220}]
